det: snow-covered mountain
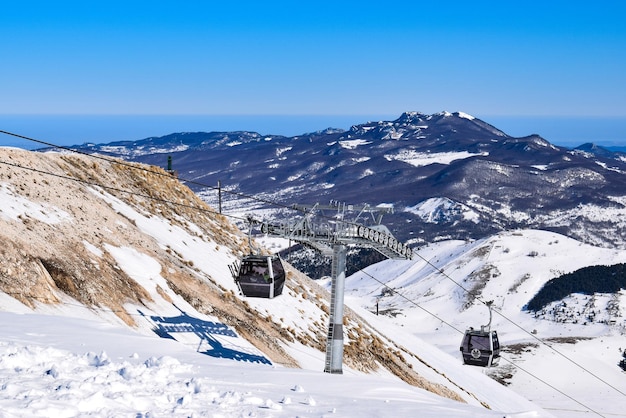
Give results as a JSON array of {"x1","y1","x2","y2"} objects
[
  {"x1": 61, "y1": 111, "x2": 626, "y2": 250},
  {"x1": 342, "y1": 229, "x2": 626, "y2": 415},
  {"x1": 0, "y1": 147, "x2": 560, "y2": 417}
]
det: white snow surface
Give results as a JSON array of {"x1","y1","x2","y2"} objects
[
  {"x1": 0, "y1": 309, "x2": 550, "y2": 418},
  {"x1": 2, "y1": 168, "x2": 626, "y2": 417},
  {"x1": 339, "y1": 139, "x2": 371, "y2": 149},
  {"x1": 339, "y1": 230, "x2": 626, "y2": 418},
  {"x1": 384, "y1": 150, "x2": 488, "y2": 167},
  {"x1": 457, "y1": 111, "x2": 476, "y2": 120},
  {"x1": 405, "y1": 197, "x2": 480, "y2": 223},
  {"x1": 0, "y1": 183, "x2": 71, "y2": 224},
  {"x1": 0, "y1": 173, "x2": 557, "y2": 418}
]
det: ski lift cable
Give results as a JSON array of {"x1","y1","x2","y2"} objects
[
  {"x1": 0, "y1": 129, "x2": 314, "y2": 216},
  {"x1": 404, "y1": 246, "x2": 626, "y2": 399},
  {"x1": 0, "y1": 130, "x2": 406, "y2": 236},
  {"x1": 0, "y1": 159, "x2": 248, "y2": 226},
  {"x1": 355, "y1": 267, "x2": 607, "y2": 418},
  {"x1": 363, "y1": 241, "x2": 609, "y2": 388},
  {"x1": 4, "y1": 130, "x2": 624, "y2": 404},
  {"x1": 4, "y1": 156, "x2": 620, "y2": 412}
]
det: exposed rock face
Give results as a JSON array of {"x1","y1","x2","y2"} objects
[
  {"x1": 0, "y1": 148, "x2": 473, "y2": 404},
  {"x1": 0, "y1": 148, "x2": 243, "y2": 324}
]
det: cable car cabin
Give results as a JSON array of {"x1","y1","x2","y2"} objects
[
  {"x1": 234, "y1": 255, "x2": 286, "y2": 299},
  {"x1": 460, "y1": 328, "x2": 500, "y2": 367}
]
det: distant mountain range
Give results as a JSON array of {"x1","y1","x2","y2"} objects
[{"x1": 56, "y1": 111, "x2": 626, "y2": 249}]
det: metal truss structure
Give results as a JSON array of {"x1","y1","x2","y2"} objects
[{"x1": 257, "y1": 201, "x2": 413, "y2": 374}]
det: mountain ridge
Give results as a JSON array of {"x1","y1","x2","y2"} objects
[{"x1": 58, "y1": 111, "x2": 626, "y2": 251}]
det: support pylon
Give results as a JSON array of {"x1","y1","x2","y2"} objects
[{"x1": 324, "y1": 244, "x2": 347, "y2": 374}]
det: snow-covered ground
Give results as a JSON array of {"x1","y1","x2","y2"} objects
[
  {"x1": 0, "y1": 231, "x2": 549, "y2": 417},
  {"x1": 1, "y1": 148, "x2": 624, "y2": 417},
  {"x1": 0, "y1": 308, "x2": 549, "y2": 418},
  {"x1": 0, "y1": 167, "x2": 544, "y2": 416},
  {"x1": 340, "y1": 230, "x2": 626, "y2": 418},
  {"x1": 4, "y1": 228, "x2": 623, "y2": 417}
]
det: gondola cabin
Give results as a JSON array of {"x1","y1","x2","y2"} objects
[
  {"x1": 233, "y1": 255, "x2": 286, "y2": 299},
  {"x1": 460, "y1": 328, "x2": 500, "y2": 367}
]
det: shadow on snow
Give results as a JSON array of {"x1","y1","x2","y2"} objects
[{"x1": 139, "y1": 305, "x2": 271, "y2": 365}]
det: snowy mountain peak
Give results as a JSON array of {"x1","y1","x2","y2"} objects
[
  {"x1": 45, "y1": 112, "x2": 626, "y2": 251},
  {"x1": 433, "y1": 110, "x2": 475, "y2": 119}
]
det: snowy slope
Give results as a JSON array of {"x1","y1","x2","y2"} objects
[
  {"x1": 340, "y1": 229, "x2": 626, "y2": 417},
  {"x1": 0, "y1": 148, "x2": 553, "y2": 417},
  {"x1": 0, "y1": 311, "x2": 549, "y2": 418}
]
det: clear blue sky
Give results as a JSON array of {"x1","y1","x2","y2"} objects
[{"x1": 1, "y1": 1, "x2": 626, "y2": 145}]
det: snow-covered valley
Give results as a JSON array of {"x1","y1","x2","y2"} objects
[{"x1": 1, "y1": 147, "x2": 626, "y2": 417}]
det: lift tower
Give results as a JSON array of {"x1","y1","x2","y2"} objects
[{"x1": 261, "y1": 201, "x2": 413, "y2": 374}]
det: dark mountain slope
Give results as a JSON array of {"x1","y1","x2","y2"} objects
[{"x1": 54, "y1": 111, "x2": 626, "y2": 248}]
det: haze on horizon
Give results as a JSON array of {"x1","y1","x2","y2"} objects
[{"x1": 1, "y1": 1, "x2": 625, "y2": 147}]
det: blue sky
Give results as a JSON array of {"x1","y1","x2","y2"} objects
[{"x1": 1, "y1": 1, "x2": 626, "y2": 145}]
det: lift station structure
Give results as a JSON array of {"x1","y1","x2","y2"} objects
[{"x1": 259, "y1": 201, "x2": 413, "y2": 374}]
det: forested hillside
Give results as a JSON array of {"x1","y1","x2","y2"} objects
[{"x1": 525, "y1": 263, "x2": 626, "y2": 311}]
